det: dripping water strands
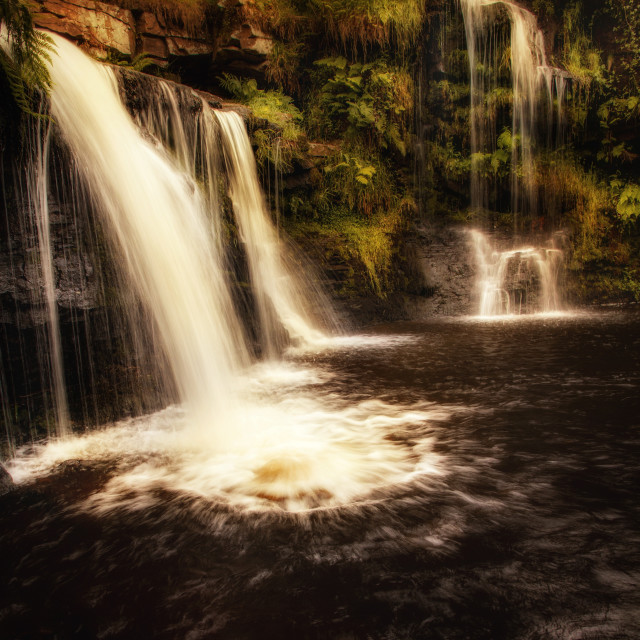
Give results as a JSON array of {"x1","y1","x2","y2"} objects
[
  {"x1": 459, "y1": 0, "x2": 568, "y2": 219},
  {"x1": 470, "y1": 229, "x2": 563, "y2": 316},
  {"x1": 27, "y1": 116, "x2": 71, "y2": 438}
]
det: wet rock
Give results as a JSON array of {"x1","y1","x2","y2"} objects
[
  {"x1": 212, "y1": 22, "x2": 273, "y2": 78},
  {"x1": 33, "y1": 0, "x2": 136, "y2": 56},
  {"x1": 403, "y1": 224, "x2": 476, "y2": 316},
  {"x1": 0, "y1": 463, "x2": 14, "y2": 495}
]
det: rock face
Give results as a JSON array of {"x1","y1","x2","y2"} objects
[
  {"x1": 0, "y1": 463, "x2": 13, "y2": 495},
  {"x1": 33, "y1": 0, "x2": 136, "y2": 56},
  {"x1": 404, "y1": 224, "x2": 476, "y2": 316},
  {"x1": 213, "y1": 22, "x2": 272, "y2": 77},
  {"x1": 31, "y1": 0, "x2": 273, "y2": 79}
]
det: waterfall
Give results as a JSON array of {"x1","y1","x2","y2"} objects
[
  {"x1": 470, "y1": 229, "x2": 562, "y2": 316},
  {"x1": 6, "y1": 32, "x2": 334, "y2": 445},
  {"x1": 130, "y1": 76, "x2": 336, "y2": 357},
  {"x1": 46, "y1": 34, "x2": 248, "y2": 438},
  {"x1": 459, "y1": 0, "x2": 565, "y2": 217},
  {"x1": 216, "y1": 111, "x2": 331, "y2": 357}
]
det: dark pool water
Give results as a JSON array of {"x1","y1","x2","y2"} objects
[{"x1": 1, "y1": 309, "x2": 639, "y2": 639}]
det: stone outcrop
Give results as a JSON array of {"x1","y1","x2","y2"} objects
[
  {"x1": 33, "y1": 0, "x2": 136, "y2": 56},
  {"x1": 213, "y1": 22, "x2": 272, "y2": 77},
  {"x1": 0, "y1": 463, "x2": 13, "y2": 495},
  {"x1": 32, "y1": 0, "x2": 273, "y2": 79}
]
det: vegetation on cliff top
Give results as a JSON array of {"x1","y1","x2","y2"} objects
[{"x1": 0, "y1": 0, "x2": 52, "y2": 122}]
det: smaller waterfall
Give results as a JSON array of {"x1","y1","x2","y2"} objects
[
  {"x1": 470, "y1": 230, "x2": 562, "y2": 316},
  {"x1": 216, "y1": 111, "x2": 332, "y2": 357},
  {"x1": 459, "y1": 0, "x2": 566, "y2": 216}
]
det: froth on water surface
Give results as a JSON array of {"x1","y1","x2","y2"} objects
[{"x1": 8, "y1": 359, "x2": 446, "y2": 514}]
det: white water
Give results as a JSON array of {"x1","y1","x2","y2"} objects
[
  {"x1": 459, "y1": 0, "x2": 565, "y2": 215},
  {"x1": 216, "y1": 111, "x2": 331, "y2": 356},
  {"x1": 3, "y1": 35, "x2": 444, "y2": 510},
  {"x1": 470, "y1": 229, "x2": 562, "y2": 316},
  {"x1": 9, "y1": 351, "x2": 447, "y2": 512},
  {"x1": 47, "y1": 34, "x2": 246, "y2": 444}
]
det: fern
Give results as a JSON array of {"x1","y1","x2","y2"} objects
[{"x1": 0, "y1": 0, "x2": 53, "y2": 117}]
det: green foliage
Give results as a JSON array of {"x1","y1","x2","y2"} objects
[
  {"x1": 310, "y1": 56, "x2": 412, "y2": 155},
  {"x1": 287, "y1": 202, "x2": 409, "y2": 296},
  {"x1": 560, "y1": 2, "x2": 605, "y2": 93},
  {"x1": 608, "y1": 0, "x2": 640, "y2": 93},
  {"x1": 218, "y1": 73, "x2": 302, "y2": 140},
  {"x1": 532, "y1": 0, "x2": 555, "y2": 21},
  {"x1": 0, "y1": 0, "x2": 53, "y2": 118},
  {"x1": 612, "y1": 181, "x2": 640, "y2": 224},
  {"x1": 243, "y1": 0, "x2": 426, "y2": 51},
  {"x1": 309, "y1": 0, "x2": 426, "y2": 50},
  {"x1": 265, "y1": 39, "x2": 302, "y2": 93},
  {"x1": 105, "y1": 50, "x2": 157, "y2": 73},
  {"x1": 314, "y1": 150, "x2": 399, "y2": 219},
  {"x1": 597, "y1": 96, "x2": 640, "y2": 163}
]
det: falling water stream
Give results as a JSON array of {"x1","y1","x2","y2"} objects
[
  {"x1": 459, "y1": 0, "x2": 566, "y2": 215},
  {"x1": 470, "y1": 229, "x2": 563, "y2": 316}
]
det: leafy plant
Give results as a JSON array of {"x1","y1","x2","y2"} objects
[
  {"x1": 309, "y1": 0, "x2": 426, "y2": 50},
  {"x1": 608, "y1": 0, "x2": 640, "y2": 93},
  {"x1": 265, "y1": 39, "x2": 302, "y2": 93},
  {"x1": 105, "y1": 50, "x2": 157, "y2": 73},
  {"x1": 311, "y1": 56, "x2": 412, "y2": 155},
  {"x1": 218, "y1": 73, "x2": 302, "y2": 140},
  {"x1": 0, "y1": 0, "x2": 53, "y2": 117},
  {"x1": 318, "y1": 151, "x2": 396, "y2": 218},
  {"x1": 612, "y1": 181, "x2": 640, "y2": 224}
]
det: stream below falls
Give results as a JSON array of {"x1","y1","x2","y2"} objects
[{"x1": 1, "y1": 308, "x2": 640, "y2": 639}]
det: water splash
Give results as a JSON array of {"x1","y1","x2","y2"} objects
[
  {"x1": 8, "y1": 359, "x2": 447, "y2": 512},
  {"x1": 470, "y1": 229, "x2": 563, "y2": 316}
]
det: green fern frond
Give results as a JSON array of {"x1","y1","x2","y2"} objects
[{"x1": 1, "y1": 0, "x2": 54, "y2": 116}]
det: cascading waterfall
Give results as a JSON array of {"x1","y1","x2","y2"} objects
[
  {"x1": 4, "y1": 34, "x2": 444, "y2": 511},
  {"x1": 470, "y1": 229, "x2": 562, "y2": 316},
  {"x1": 131, "y1": 78, "x2": 335, "y2": 358},
  {"x1": 459, "y1": 0, "x2": 565, "y2": 216},
  {"x1": 216, "y1": 111, "x2": 331, "y2": 357},
  {"x1": 46, "y1": 34, "x2": 249, "y2": 442},
  {"x1": 2, "y1": 27, "x2": 341, "y2": 450}
]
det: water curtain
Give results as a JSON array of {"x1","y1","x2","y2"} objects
[{"x1": 21, "y1": 33, "x2": 333, "y2": 440}]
